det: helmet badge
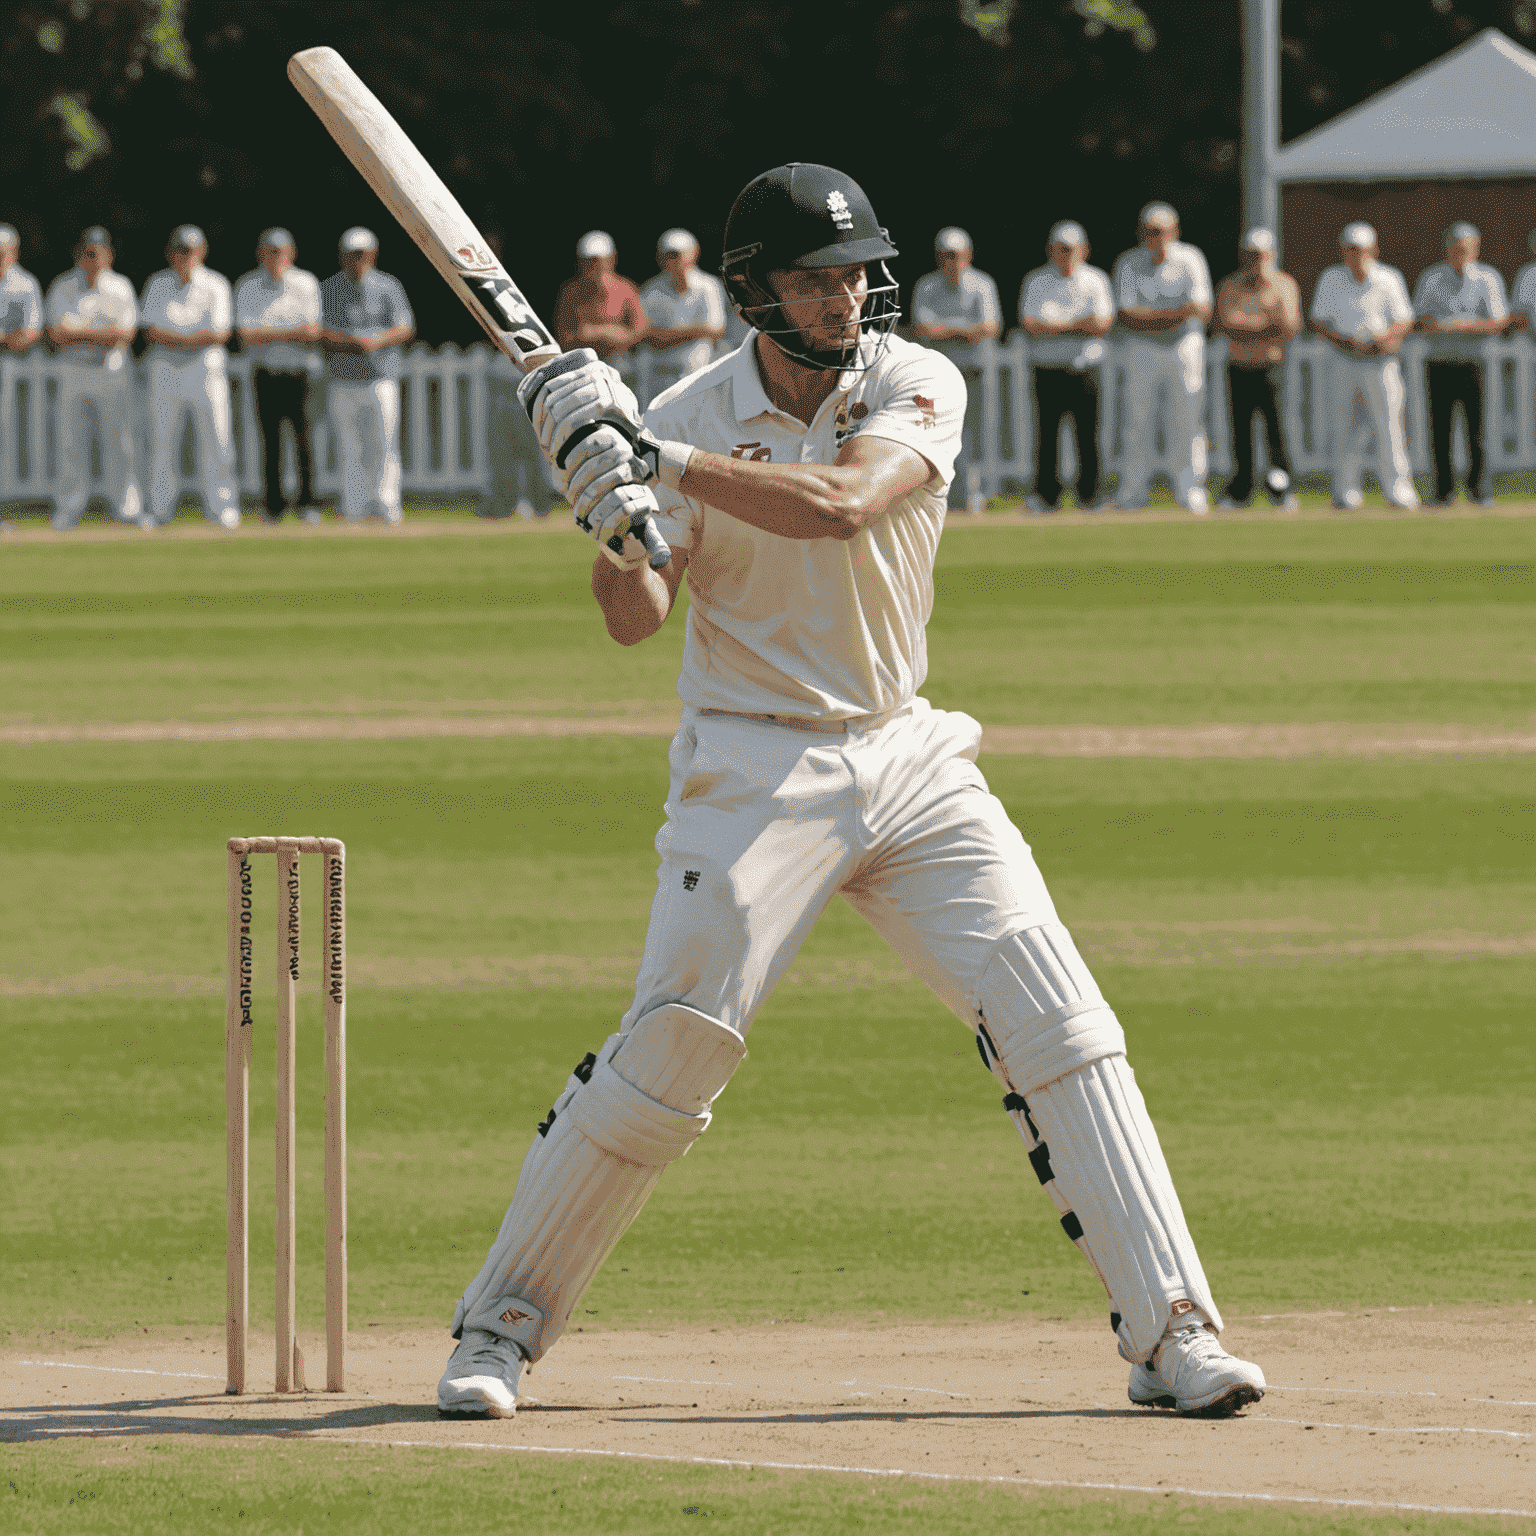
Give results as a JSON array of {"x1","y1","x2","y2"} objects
[{"x1": 827, "y1": 190, "x2": 854, "y2": 231}]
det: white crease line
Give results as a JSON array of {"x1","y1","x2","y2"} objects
[
  {"x1": 1269, "y1": 1384, "x2": 1440, "y2": 1397},
  {"x1": 612, "y1": 1375, "x2": 735, "y2": 1388},
  {"x1": 16, "y1": 1360, "x2": 222, "y2": 1381},
  {"x1": 39, "y1": 1425, "x2": 155, "y2": 1435},
  {"x1": 337, "y1": 1436, "x2": 1536, "y2": 1519},
  {"x1": 613, "y1": 1373, "x2": 971, "y2": 1400},
  {"x1": 1261, "y1": 1415, "x2": 1528, "y2": 1439}
]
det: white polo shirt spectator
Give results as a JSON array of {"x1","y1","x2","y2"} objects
[
  {"x1": 1513, "y1": 230, "x2": 1536, "y2": 330},
  {"x1": 1310, "y1": 222, "x2": 1416, "y2": 508},
  {"x1": 44, "y1": 226, "x2": 142, "y2": 528},
  {"x1": 638, "y1": 228, "x2": 728, "y2": 405},
  {"x1": 140, "y1": 225, "x2": 238, "y2": 527},
  {"x1": 1, "y1": 224, "x2": 44, "y2": 497},
  {"x1": 1413, "y1": 252, "x2": 1506, "y2": 363},
  {"x1": 911, "y1": 226, "x2": 1001, "y2": 510},
  {"x1": 1019, "y1": 245, "x2": 1113, "y2": 370},
  {"x1": 321, "y1": 227, "x2": 415, "y2": 522},
  {"x1": 1111, "y1": 203, "x2": 1213, "y2": 511},
  {"x1": 235, "y1": 229, "x2": 323, "y2": 521}
]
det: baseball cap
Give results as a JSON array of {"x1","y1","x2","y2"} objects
[
  {"x1": 258, "y1": 227, "x2": 295, "y2": 250},
  {"x1": 1445, "y1": 220, "x2": 1480, "y2": 242},
  {"x1": 935, "y1": 226, "x2": 972, "y2": 253},
  {"x1": 1241, "y1": 227, "x2": 1275, "y2": 251},
  {"x1": 169, "y1": 223, "x2": 206, "y2": 249},
  {"x1": 1340, "y1": 221, "x2": 1377, "y2": 249},
  {"x1": 1140, "y1": 201, "x2": 1179, "y2": 230},
  {"x1": 577, "y1": 230, "x2": 615, "y2": 259},
  {"x1": 656, "y1": 227, "x2": 697, "y2": 255},
  {"x1": 339, "y1": 226, "x2": 378, "y2": 252},
  {"x1": 0, "y1": 224, "x2": 17, "y2": 248},
  {"x1": 1048, "y1": 220, "x2": 1087, "y2": 247},
  {"x1": 79, "y1": 225, "x2": 112, "y2": 248}
]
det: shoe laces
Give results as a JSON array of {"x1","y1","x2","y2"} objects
[
  {"x1": 1159, "y1": 1322, "x2": 1223, "y2": 1370},
  {"x1": 458, "y1": 1329, "x2": 520, "y2": 1373}
]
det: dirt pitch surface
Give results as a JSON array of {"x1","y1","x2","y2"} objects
[{"x1": 5, "y1": 1306, "x2": 1532, "y2": 1520}]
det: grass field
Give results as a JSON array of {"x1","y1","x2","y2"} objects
[{"x1": 1, "y1": 509, "x2": 1531, "y2": 1532}]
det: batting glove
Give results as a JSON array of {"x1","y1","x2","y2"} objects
[{"x1": 517, "y1": 349, "x2": 646, "y2": 470}]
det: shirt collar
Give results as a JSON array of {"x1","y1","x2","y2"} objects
[{"x1": 727, "y1": 330, "x2": 860, "y2": 426}]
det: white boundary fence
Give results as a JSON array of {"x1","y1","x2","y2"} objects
[
  {"x1": 966, "y1": 331, "x2": 1536, "y2": 495},
  {"x1": 0, "y1": 343, "x2": 504, "y2": 507},
  {"x1": 5, "y1": 333, "x2": 1536, "y2": 509}
]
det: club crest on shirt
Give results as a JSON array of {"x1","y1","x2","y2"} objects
[
  {"x1": 731, "y1": 441, "x2": 771, "y2": 461},
  {"x1": 834, "y1": 399, "x2": 869, "y2": 447},
  {"x1": 913, "y1": 394, "x2": 937, "y2": 430}
]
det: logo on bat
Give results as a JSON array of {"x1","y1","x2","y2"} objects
[{"x1": 451, "y1": 242, "x2": 499, "y2": 272}]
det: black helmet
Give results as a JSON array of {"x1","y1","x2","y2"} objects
[{"x1": 721, "y1": 163, "x2": 901, "y2": 372}]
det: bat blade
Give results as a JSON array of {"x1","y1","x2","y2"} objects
[
  {"x1": 287, "y1": 45, "x2": 559, "y2": 373},
  {"x1": 287, "y1": 45, "x2": 670, "y2": 568}
]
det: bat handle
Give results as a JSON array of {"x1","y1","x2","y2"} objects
[{"x1": 633, "y1": 512, "x2": 672, "y2": 570}]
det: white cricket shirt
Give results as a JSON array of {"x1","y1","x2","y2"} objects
[
  {"x1": 140, "y1": 265, "x2": 233, "y2": 370},
  {"x1": 1112, "y1": 242, "x2": 1211, "y2": 346},
  {"x1": 1019, "y1": 262, "x2": 1114, "y2": 369},
  {"x1": 1310, "y1": 261, "x2": 1411, "y2": 341},
  {"x1": 1412, "y1": 260, "x2": 1507, "y2": 362},
  {"x1": 645, "y1": 332, "x2": 965, "y2": 720},
  {"x1": 639, "y1": 268, "x2": 728, "y2": 391},
  {"x1": 1513, "y1": 260, "x2": 1536, "y2": 328},
  {"x1": 0, "y1": 264, "x2": 43, "y2": 338},
  {"x1": 44, "y1": 266, "x2": 138, "y2": 368},
  {"x1": 234, "y1": 265, "x2": 322, "y2": 373}
]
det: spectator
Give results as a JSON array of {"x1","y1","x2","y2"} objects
[
  {"x1": 235, "y1": 227, "x2": 322, "y2": 524},
  {"x1": 1215, "y1": 229, "x2": 1301, "y2": 510},
  {"x1": 140, "y1": 224, "x2": 238, "y2": 528},
  {"x1": 1112, "y1": 202, "x2": 1214, "y2": 513},
  {"x1": 1413, "y1": 221, "x2": 1506, "y2": 508},
  {"x1": 911, "y1": 226, "x2": 1001, "y2": 511},
  {"x1": 44, "y1": 225, "x2": 142, "y2": 530},
  {"x1": 555, "y1": 230, "x2": 647, "y2": 389},
  {"x1": 1, "y1": 224, "x2": 44, "y2": 494},
  {"x1": 1018, "y1": 220, "x2": 1113, "y2": 512},
  {"x1": 1310, "y1": 222, "x2": 1417, "y2": 510},
  {"x1": 638, "y1": 228, "x2": 727, "y2": 405},
  {"x1": 320, "y1": 227, "x2": 414, "y2": 524},
  {"x1": 1509, "y1": 228, "x2": 1536, "y2": 334}
]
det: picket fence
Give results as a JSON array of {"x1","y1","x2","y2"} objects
[{"x1": 5, "y1": 332, "x2": 1533, "y2": 511}]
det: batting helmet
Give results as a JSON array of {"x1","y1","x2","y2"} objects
[{"x1": 721, "y1": 163, "x2": 900, "y2": 372}]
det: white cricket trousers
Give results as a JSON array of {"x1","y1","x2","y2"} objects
[
  {"x1": 1117, "y1": 334, "x2": 1207, "y2": 508},
  {"x1": 53, "y1": 359, "x2": 142, "y2": 527},
  {"x1": 626, "y1": 700, "x2": 1059, "y2": 1035},
  {"x1": 1329, "y1": 353, "x2": 1415, "y2": 504},
  {"x1": 147, "y1": 355, "x2": 236, "y2": 523},
  {"x1": 328, "y1": 377, "x2": 402, "y2": 520}
]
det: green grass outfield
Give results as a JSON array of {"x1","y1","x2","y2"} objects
[{"x1": 1, "y1": 512, "x2": 1531, "y2": 1532}]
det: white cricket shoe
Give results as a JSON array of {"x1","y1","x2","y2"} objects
[
  {"x1": 1127, "y1": 1323, "x2": 1265, "y2": 1417},
  {"x1": 437, "y1": 1328, "x2": 523, "y2": 1418}
]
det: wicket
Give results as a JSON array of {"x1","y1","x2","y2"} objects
[{"x1": 225, "y1": 836, "x2": 347, "y2": 1396}]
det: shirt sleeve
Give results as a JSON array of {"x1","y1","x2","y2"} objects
[
  {"x1": 1114, "y1": 254, "x2": 1139, "y2": 311},
  {"x1": 1483, "y1": 268, "x2": 1508, "y2": 320},
  {"x1": 386, "y1": 276, "x2": 414, "y2": 329},
  {"x1": 233, "y1": 274, "x2": 256, "y2": 327},
  {"x1": 320, "y1": 276, "x2": 345, "y2": 330},
  {"x1": 979, "y1": 273, "x2": 1001, "y2": 328},
  {"x1": 911, "y1": 273, "x2": 940, "y2": 326},
  {"x1": 1309, "y1": 271, "x2": 1334, "y2": 326},
  {"x1": 20, "y1": 275, "x2": 43, "y2": 330},
  {"x1": 1411, "y1": 267, "x2": 1436, "y2": 316},
  {"x1": 703, "y1": 275, "x2": 727, "y2": 330},
  {"x1": 850, "y1": 345, "x2": 965, "y2": 486},
  {"x1": 554, "y1": 281, "x2": 578, "y2": 351},
  {"x1": 1386, "y1": 270, "x2": 1412, "y2": 325},
  {"x1": 1187, "y1": 248, "x2": 1213, "y2": 307},
  {"x1": 1091, "y1": 268, "x2": 1115, "y2": 320},
  {"x1": 44, "y1": 277, "x2": 67, "y2": 328},
  {"x1": 209, "y1": 273, "x2": 232, "y2": 331}
]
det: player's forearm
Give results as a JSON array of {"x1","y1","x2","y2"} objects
[
  {"x1": 679, "y1": 452, "x2": 892, "y2": 541},
  {"x1": 147, "y1": 326, "x2": 230, "y2": 348},
  {"x1": 590, "y1": 551, "x2": 678, "y2": 645},
  {"x1": 240, "y1": 323, "x2": 321, "y2": 345},
  {"x1": 51, "y1": 324, "x2": 133, "y2": 347},
  {"x1": 1118, "y1": 307, "x2": 1183, "y2": 332},
  {"x1": 3, "y1": 329, "x2": 41, "y2": 352}
]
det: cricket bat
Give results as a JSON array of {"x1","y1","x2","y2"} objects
[{"x1": 287, "y1": 45, "x2": 670, "y2": 567}]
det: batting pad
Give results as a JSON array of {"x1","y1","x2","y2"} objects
[
  {"x1": 453, "y1": 1003, "x2": 746, "y2": 1363},
  {"x1": 976, "y1": 925, "x2": 1125, "y2": 1094},
  {"x1": 1030, "y1": 1055, "x2": 1221, "y2": 1361}
]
